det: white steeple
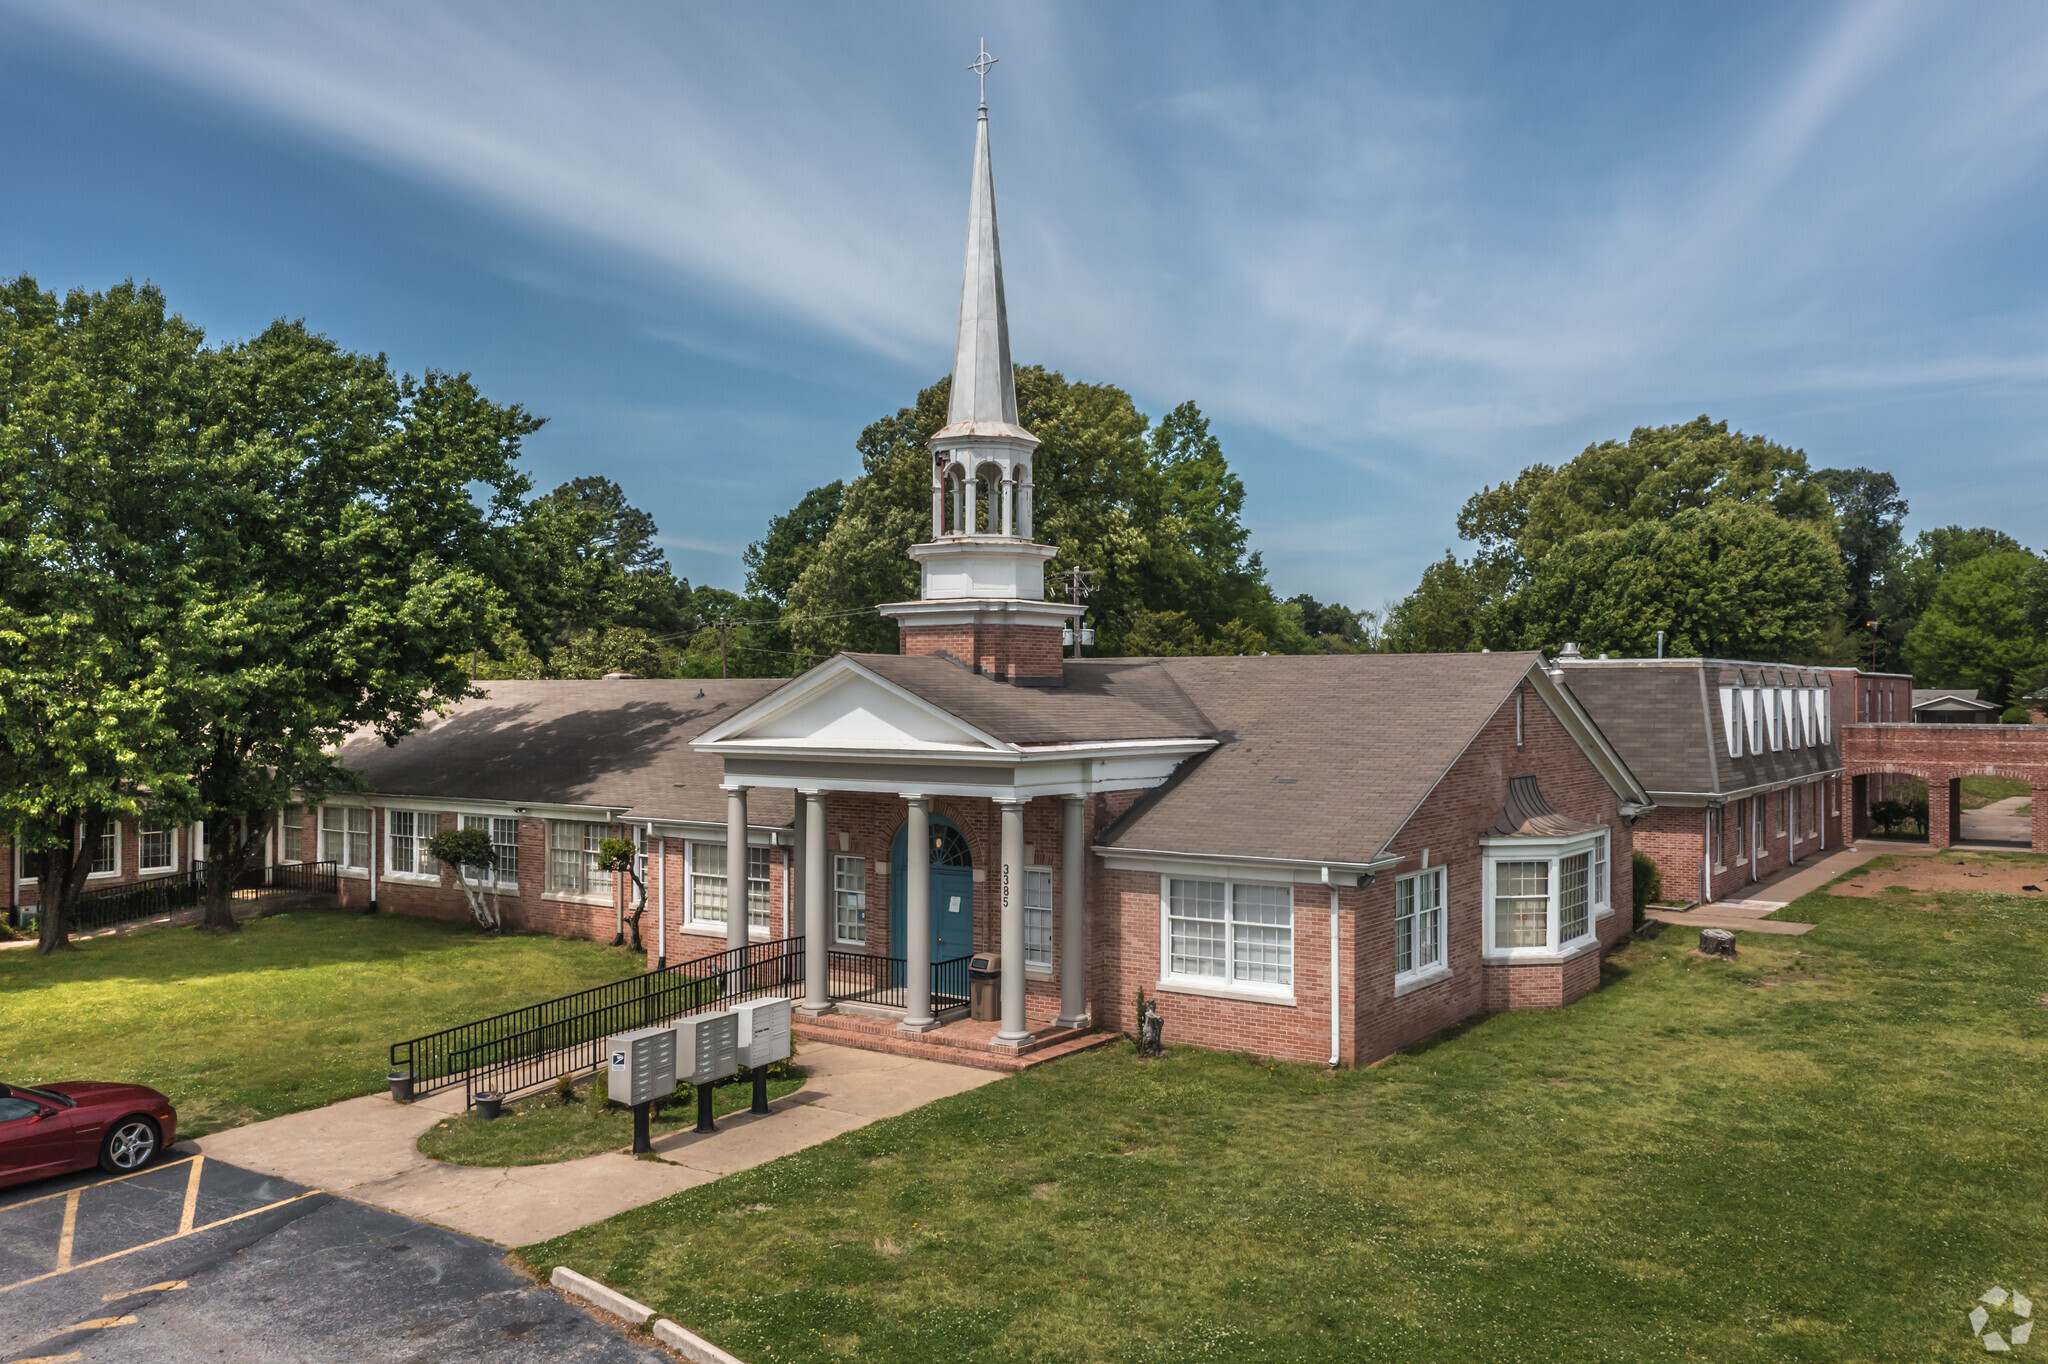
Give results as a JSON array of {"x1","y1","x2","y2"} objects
[{"x1": 879, "y1": 44, "x2": 1075, "y2": 684}]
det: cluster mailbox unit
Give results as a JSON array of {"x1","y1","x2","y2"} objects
[
  {"x1": 608, "y1": 1025, "x2": 679, "y2": 1154},
  {"x1": 606, "y1": 998, "x2": 796, "y2": 1147},
  {"x1": 675, "y1": 1010, "x2": 739, "y2": 1133},
  {"x1": 733, "y1": 997, "x2": 793, "y2": 1114}
]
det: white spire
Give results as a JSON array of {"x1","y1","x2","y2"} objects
[{"x1": 936, "y1": 63, "x2": 1034, "y2": 446}]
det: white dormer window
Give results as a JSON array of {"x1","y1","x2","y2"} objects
[
  {"x1": 1818, "y1": 687, "x2": 1831, "y2": 742},
  {"x1": 1764, "y1": 688, "x2": 1781, "y2": 751},
  {"x1": 1743, "y1": 688, "x2": 1761, "y2": 754},
  {"x1": 1797, "y1": 689, "x2": 1813, "y2": 747},
  {"x1": 1720, "y1": 686, "x2": 1743, "y2": 758}
]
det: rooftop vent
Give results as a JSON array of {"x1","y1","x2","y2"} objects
[
  {"x1": 602, "y1": 671, "x2": 639, "y2": 680},
  {"x1": 1557, "y1": 642, "x2": 1584, "y2": 661}
]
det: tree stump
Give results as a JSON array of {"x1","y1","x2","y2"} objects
[{"x1": 1699, "y1": 927, "x2": 1738, "y2": 959}]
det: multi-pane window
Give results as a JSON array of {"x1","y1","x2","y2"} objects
[
  {"x1": 138, "y1": 825, "x2": 175, "y2": 873},
  {"x1": 691, "y1": 842, "x2": 771, "y2": 930},
  {"x1": 1710, "y1": 807, "x2": 1724, "y2": 870},
  {"x1": 1559, "y1": 852, "x2": 1591, "y2": 942},
  {"x1": 1734, "y1": 798, "x2": 1749, "y2": 861},
  {"x1": 282, "y1": 806, "x2": 304, "y2": 863},
  {"x1": 1591, "y1": 833, "x2": 1609, "y2": 912},
  {"x1": 546, "y1": 820, "x2": 613, "y2": 897},
  {"x1": 1395, "y1": 867, "x2": 1445, "y2": 978},
  {"x1": 321, "y1": 807, "x2": 372, "y2": 871},
  {"x1": 387, "y1": 810, "x2": 438, "y2": 876},
  {"x1": 1494, "y1": 861, "x2": 1549, "y2": 949},
  {"x1": 461, "y1": 815, "x2": 520, "y2": 887},
  {"x1": 89, "y1": 822, "x2": 119, "y2": 876},
  {"x1": 1023, "y1": 868, "x2": 1054, "y2": 968},
  {"x1": 1165, "y1": 878, "x2": 1293, "y2": 989},
  {"x1": 833, "y1": 854, "x2": 866, "y2": 945}
]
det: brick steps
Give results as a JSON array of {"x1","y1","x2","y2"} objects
[{"x1": 793, "y1": 1012, "x2": 1117, "y2": 1073}]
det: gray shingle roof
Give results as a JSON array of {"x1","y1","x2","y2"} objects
[
  {"x1": 338, "y1": 679, "x2": 795, "y2": 827},
  {"x1": 1556, "y1": 659, "x2": 1840, "y2": 800},
  {"x1": 1092, "y1": 651, "x2": 1547, "y2": 865},
  {"x1": 848, "y1": 653, "x2": 1212, "y2": 745}
]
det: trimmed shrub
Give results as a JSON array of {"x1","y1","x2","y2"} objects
[
  {"x1": 1632, "y1": 850, "x2": 1662, "y2": 923},
  {"x1": 2003, "y1": 705, "x2": 2035, "y2": 724}
]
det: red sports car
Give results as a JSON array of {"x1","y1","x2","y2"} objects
[{"x1": 0, "y1": 1081, "x2": 177, "y2": 1188}]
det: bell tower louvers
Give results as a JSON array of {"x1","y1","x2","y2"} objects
[{"x1": 878, "y1": 73, "x2": 1077, "y2": 686}]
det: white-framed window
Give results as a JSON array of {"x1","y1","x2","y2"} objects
[
  {"x1": 281, "y1": 806, "x2": 304, "y2": 863},
  {"x1": 321, "y1": 807, "x2": 372, "y2": 871},
  {"x1": 138, "y1": 824, "x2": 176, "y2": 874},
  {"x1": 1024, "y1": 867, "x2": 1054, "y2": 968},
  {"x1": 1591, "y1": 831, "x2": 1609, "y2": 913},
  {"x1": 1395, "y1": 866, "x2": 1445, "y2": 979},
  {"x1": 387, "y1": 810, "x2": 439, "y2": 877},
  {"x1": 1798, "y1": 689, "x2": 1814, "y2": 746},
  {"x1": 1775, "y1": 790, "x2": 1787, "y2": 836},
  {"x1": 459, "y1": 815, "x2": 520, "y2": 888},
  {"x1": 1764, "y1": 688, "x2": 1781, "y2": 751},
  {"x1": 689, "y1": 842, "x2": 771, "y2": 932},
  {"x1": 1733, "y1": 798, "x2": 1748, "y2": 862},
  {"x1": 1818, "y1": 687, "x2": 1832, "y2": 742},
  {"x1": 87, "y1": 821, "x2": 120, "y2": 877},
  {"x1": 1743, "y1": 688, "x2": 1761, "y2": 754},
  {"x1": 1162, "y1": 876, "x2": 1293, "y2": 991},
  {"x1": 1483, "y1": 832, "x2": 1607, "y2": 958},
  {"x1": 833, "y1": 854, "x2": 866, "y2": 945},
  {"x1": 546, "y1": 820, "x2": 614, "y2": 897},
  {"x1": 1720, "y1": 686, "x2": 1742, "y2": 758},
  {"x1": 1709, "y1": 807, "x2": 1725, "y2": 871}
]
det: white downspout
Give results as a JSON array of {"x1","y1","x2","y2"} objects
[
  {"x1": 1322, "y1": 866, "x2": 1340, "y2": 1068},
  {"x1": 654, "y1": 824, "x2": 667, "y2": 968},
  {"x1": 369, "y1": 809, "x2": 380, "y2": 909}
]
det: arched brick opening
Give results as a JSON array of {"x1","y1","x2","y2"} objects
[{"x1": 1839, "y1": 725, "x2": 2048, "y2": 853}]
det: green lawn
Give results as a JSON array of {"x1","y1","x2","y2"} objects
[
  {"x1": 528, "y1": 859, "x2": 2048, "y2": 1363},
  {"x1": 0, "y1": 911, "x2": 642, "y2": 1137},
  {"x1": 420, "y1": 1065, "x2": 807, "y2": 1166},
  {"x1": 1961, "y1": 774, "x2": 2034, "y2": 809}
]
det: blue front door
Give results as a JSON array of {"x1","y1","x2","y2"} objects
[{"x1": 890, "y1": 816, "x2": 975, "y2": 966}]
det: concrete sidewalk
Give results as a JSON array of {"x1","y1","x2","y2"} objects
[{"x1": 194, "y1": 1041, "x2": 999, "y2": 1247}]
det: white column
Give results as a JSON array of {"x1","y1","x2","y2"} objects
[
  {"x1": 995, "y1": 798, "x2": 1033, "y2": 1045},
  {"x1": 801, "y1": 791, "x2": 832, "y2": 1013},
  {"x1": 790, "y1": 794, "x2": 807, "y2": 939},
  {"x1": 1000, "y1": 474, "x2": 1015, "y2": 537},
  {"x1": 656, "y1": 829, "x2": 668, "y2": 967},
  {"x1": 931, "y1": 465, "x2": 945, "y2": 537},
  {"x1": 900, "y1": 796, "x2": 936, "y2": 1033},
  {"x1": 1056, "y1": 795, "x2": 1089, "y2": 1028},
  {"x1": 725, "y1": 786, "x2": 750, "y2": 954},
  {"x1": 1019, "y1": 473, "x2": 1033, "y2": 540}
]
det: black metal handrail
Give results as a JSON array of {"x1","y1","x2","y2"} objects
[
  {"x1": 932, "y1": 954, "x2": 971, "y2": 1010},
  {"x1": 53, "y1": 860, "x2": 340, "y2": 934},
  {"x1": 456, "y1": 936, "x2": 806, "y2": 1107},
  {"x1": 826, "y1": 951, "x2": 975, "y2": 1012},
  {"x1": 389, "y1": 936, "x2": 805, "y2": 1098}
]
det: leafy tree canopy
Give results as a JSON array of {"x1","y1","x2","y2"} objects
[
  {"x1": 780, "y1": 369, "x2": 1309, "y2": 660},
  {"x1": 1812, "y1": 466, "x2": 1907, "y2": 633},
  {"x1": 1902, "y1": 550, "x2": 2048, "y2": 706}
]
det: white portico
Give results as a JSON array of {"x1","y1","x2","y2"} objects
[{"x1": 693, "y1": 655, "x2": 1212, "y2": 1048}]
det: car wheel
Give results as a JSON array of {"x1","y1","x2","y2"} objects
[{"x1": 99, "y1": 1116, "x2": 160, "y2": 1173}]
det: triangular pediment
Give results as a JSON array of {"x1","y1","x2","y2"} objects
[{"x1": 695, "y1": 659, "x2": 1007, "y2": 755}]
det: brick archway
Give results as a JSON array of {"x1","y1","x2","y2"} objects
[{"x1": 1840, "y1": 725, "x2": 2048, "y2": 852}]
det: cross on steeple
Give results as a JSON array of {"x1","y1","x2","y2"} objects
[{"x1": 969, "y1": 40, "x2": 998, "y2": 109}]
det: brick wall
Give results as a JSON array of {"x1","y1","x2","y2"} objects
[
  {"x1": 898, "y1": 622, "x2": 1065, "y2": 682},
  {"x1": 1839, "y1": 723, "x2": 2048, "y2": 852}
]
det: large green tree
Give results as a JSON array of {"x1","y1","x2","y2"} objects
[
  {"x1": 0, "y1": 279, "x2": 197, "y2": 952},
  {"x1": 1504, "y1": 502, "x2": 1847, "y2": 659},
  {"x1": 1902, "y1": 550, "x2": 2048, "y2": 705},
  {"x1": 781, "y1": 370, "x2": 1301, "y2": 659},
  {"x1": 1812, "y1": 467, "x2": 1907, "y2": 642},
  {"x1": 1390, "y1": 417, "x2": 1844, "y2": 657}
]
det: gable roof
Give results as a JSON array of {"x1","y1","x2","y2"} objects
[
  {"x1": 1094, "y1": 651, "x2": 1574, "y2": 866},
  {"x1": 1913, "y1": 688, "x2": 2000, "y2": 713},
  {"x1": 337, "y1": 679, "x2": 794, "y2": 827}
]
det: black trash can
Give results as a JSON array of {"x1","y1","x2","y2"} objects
[{"x1": 968, "y1": 951, "x2": 1001, "y2": 1023}]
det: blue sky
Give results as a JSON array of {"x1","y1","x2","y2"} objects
[{"x1": 6, "y1": 2, "x2": 2047, "y2": 611}]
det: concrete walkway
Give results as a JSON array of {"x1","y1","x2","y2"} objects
[
  {"x1": 1962, "y1": 795, "x2": 2035, "y2": 846},
  {"x1": 194, "y1": 1041, "x2": 998, "y2": 1247}
]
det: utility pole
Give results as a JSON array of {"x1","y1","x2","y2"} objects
[
  {"x1": 1057, "y1": 566, "x2": 1097, "y2": 658},
  {"x1": 715, "y1": 620, "x2": 733, "y2": 679}
]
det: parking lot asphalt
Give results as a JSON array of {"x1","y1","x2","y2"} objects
[{"x1": 0, "y1": 1150, "x2": 665, "y2": 1363}]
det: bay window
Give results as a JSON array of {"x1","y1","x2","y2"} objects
[
  {"x1": 1395, "y1": 866, "x2": 1445, "y2": 980},
  {"x1": 1162, "y1": 876, "x2": 1293, "y2": 992},
  {"x1": 1483, "y1": 831, "x2": 1609, "y2": 959}
]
